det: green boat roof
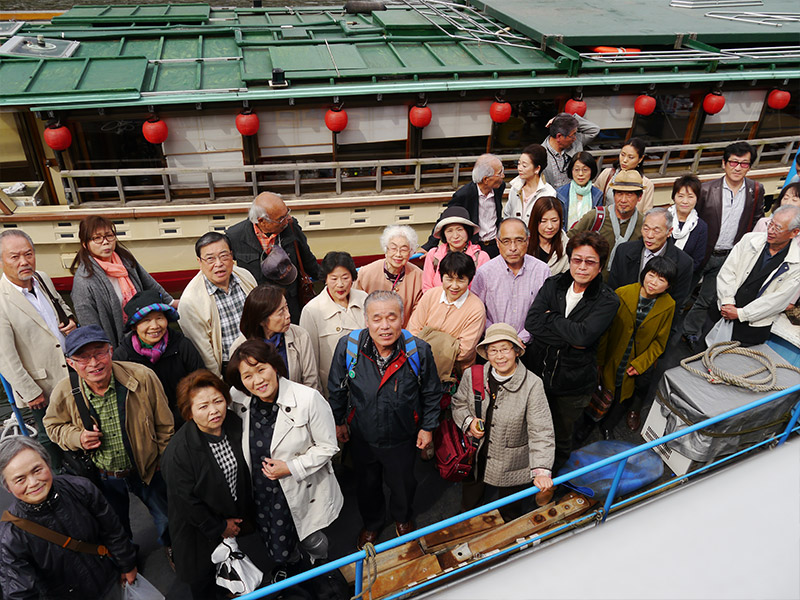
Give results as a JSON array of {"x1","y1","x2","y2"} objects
[{"x1": 0, "y1": 2, "x2": 798, "y2": 111}]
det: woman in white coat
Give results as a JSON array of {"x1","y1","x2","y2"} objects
[
  {"x1": 503, "y1": 144, "x2": 557, "y2": 225},
  {"x1": 227, "y1": 340, "x2": 343, "y2": 581}
]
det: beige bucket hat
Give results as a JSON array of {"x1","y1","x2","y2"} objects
[{"x1": 476, "y1": 323, "x2": 525, "y2": 360}]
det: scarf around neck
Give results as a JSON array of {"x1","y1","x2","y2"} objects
[
  {"x1": 568, "y1": 181, "x2": 595, "y2": 229},
  {"x1": 668, "y1": 205, "x2": 699, "y2": 250},
  {"x1": 133, "y1": 329, "x2": 169, "y2": 363},
  {"x1": 95, "y1": 253, "x2": 137, "y2": 317},
  {"x1": 609, "y1": 207, "x2": 639, "y2": 266}
]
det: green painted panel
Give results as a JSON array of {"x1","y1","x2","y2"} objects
[
  {"x1": 372, "y1": 10, "x2": 452, "y2": 32},
  {"x1": 121, "y1": 38, "x2": 162, "y2": 60},
  {"x1": 238, "y1": 15, "x2": 270, "y2": 27},
  {"x1": 0, "y1": 57, "x2": 146, "y2": 97},
  {"x1": 358, "y1": 43, "x2": 405, "y2": 69},
  {"x1": 241, "y1": 48, "x2": 273, "y2": 81},
  {"x1": 52, "y1": 3, "x2": 210, "y2": 25},
  {"x1": 270, "y1": 44, "x2": 367, "y2": 72},
  {"x1": 201, "y1": 62, "x2": 242, "y2": 89},
  {"x1": 79, "y1": 57, "x2": 148, "y2": 91},
  {"x1": 425, "y1": 43, "x2": 479, "y2": 67},
  {"x1": 202, "y1": 36, "x2": 239, "y2": 58},
  {"x1": 28, "y1": 61, "x2": 88, "y2": 93},
  {"x1": 391, "y1": 43, "x2": 441, "y2": 69},
  {"x1": 280, "y1": 28, "x2": 311, "y2": 40},
  {"x1": 161, "y1": 37, "x2": 200, "y2": 60},
  {"x1": 0, "y1": 61, "x2": 42, "y2": 95},
  {"x1": 73, "y1": 40, "x2": 121, "y2": 58},
  {"x1": 153, "y1": 63, "x2": 198, "y2": 91}
]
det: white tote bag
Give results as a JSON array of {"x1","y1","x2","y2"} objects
[
  {"x1": 211, "y1": 537, "x2": 264, "y2": 594},
  {"x1": 705, "y1": 318, "x2": 734, "y2": 347},
  {"x1": 121, "y1": 574, "x2": 165, "y2": 600}
]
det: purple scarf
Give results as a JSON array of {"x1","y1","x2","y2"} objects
[{"x1": 132, "y1": 330, "x2": 169, "y2": 364}]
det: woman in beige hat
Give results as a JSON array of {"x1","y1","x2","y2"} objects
[
  {"x1": 422, "y1": 206, "x2": 490, "y2": 292},
  {"x1": 450, "y1": 323, "x2": 555, "y2": 517}
]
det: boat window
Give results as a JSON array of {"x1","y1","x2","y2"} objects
[
  {"x1": 631, "y1": 94, "x2": 694, "y2": 147},
  {"x1": 697, "y1": 90, "x2": 764, "y2": 144},
  {"x1": 757, "y1": 93, "x2": 800, "y2": 139},
  {"x1": 490, "y1": 99, "x2": 556, "y2": 154}
]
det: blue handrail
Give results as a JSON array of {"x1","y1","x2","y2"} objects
[
  {"x1": 241, "y1": 381, "x2": 800, "y2": 600},
  {"x1": 1, "y1": 374, "x2": 29, "y2": 437}
]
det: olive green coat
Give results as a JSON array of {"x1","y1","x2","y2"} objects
[{"x1": 596, "y1": 283, "x2": 675, "y2": 403}]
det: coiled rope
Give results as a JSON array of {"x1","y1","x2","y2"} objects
[
  {"x1": 680, "y1": 341, "x2": 800, "y2": 392},
  {"x1": 350, "y1": 542, "x2": 378, "y2": 600}
]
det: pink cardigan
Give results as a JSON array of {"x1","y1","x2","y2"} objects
[{"x1": 421, "y1": 243, "x2": 491, "y2": 291}]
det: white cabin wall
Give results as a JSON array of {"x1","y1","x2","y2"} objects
[
  {"x1": 704, "y1": 90, "x2": 764, "y2": 124},
  {"x1": 584, "y1": 95, "x2": 636, "y2": 130},
  {"x1": 257, "y1": 107, "x2": 332, "y2": 157},
  {"x1": 423, "y1": 100, "x2": 492, "y2": 139},
  {"x1": 336, "y1": 105, "x2": 408, "y2": 144}
]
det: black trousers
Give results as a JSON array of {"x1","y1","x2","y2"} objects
[
  {"x1": 547, "y1": 392, "x2": 591, "y2": 474},
  {"x1": 350, "y1": 434, "x2": 417, "y2": 531}
]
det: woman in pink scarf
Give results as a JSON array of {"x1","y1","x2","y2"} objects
[{"x1": 70, "y1": 216, "x2": 176, "y2": 347}]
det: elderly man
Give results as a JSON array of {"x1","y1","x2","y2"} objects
[
  {"x1": 227, "y1": 191, "x2": 320, "y2": 323},
  {"x1": 608, "y1": 207, "x2": 694, "y2": 311},
  {"x1": 706, "y1": 205, "x2": 800, "y2": 347},
  {"x1": 43, "y1": 325, "x2": 174, "y2": 545},
  {"x1": 0, "y1": 230, "x2": 77, "y2": 469},
  {"x1": 471, "y1": 218, "x2": 551, "y2": 346},
  {"x1": 568, "y1": 169, "x2": 644, "y2": 274},
  {"x1": 543, "y1": 112, "x2": 601, "y2": 189},
  {"x1": 423, "y1": 154, "x2": 506, "y2": 258},
  {"x1": 179, "y1": 232, "x2": 257, "y2": 376},
  {"x1": 683, "y1": 141, "x2": 765, "y2": 349},
  {"x1": 328, "y1": 290, "x2": 441, "y2": 549}
]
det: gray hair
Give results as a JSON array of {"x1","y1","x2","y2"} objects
[
  {"x1": 499, "y1": 217, "x2": 530, "y2": 238},
  {"x1": 0, "y1": 437, "x2": 51, "y2": 489},
  {"x1": 549, "y1": 113, "x2": 579, "y2": 139},
  {"x1": 247, "y1": 192, "x2": 284, "y2": 224},
  {"x1": 364, "y1": 290, "x2": 404, "y2": 322},
  {"x1": 0, "y1": 229, "x2": 34, "y2": 265},
  {"x1": 644, "y1": 207, "x2": 674, "y2": 231},
  {"x1": 379, "y1": 225, "x2": 418, "y2": 253},
  {"x1": 774, "y1": 204, "x2": 800, "y2": 231},
  {"x1": 472, "y1": 154, "x2": 500, "y2": 184}
]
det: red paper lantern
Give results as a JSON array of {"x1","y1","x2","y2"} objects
[
  {"x1": 767, "y1": 89, "x2": 791, "y2": 110},
  {"x1": 142, "y1": 118, "x2": 169, "y2": 144},
  {"x1": 325, "y1": 108, "x2": 348, "y2": 133},
  {"x1": 43, "y1": 125, "x2": 72, "y2": 151},
  {"x1": 236, "y1": 111, "x2": 260, "y2": 136},
  {"x1": 703, "y1": 92, "x2": 725, "y2": 115},
  {"x1": 565, "y1": 98, "x2": 587, "y2": 117},
  {"x1": 409, "y1": 105, "x2": 432, "y2": 128},
  {"x1": 634, "y1": 94, "x2": 657, "y2": 116},
  {"x1": 489, "y1": 101, "x2": 512, "y2": 124}
]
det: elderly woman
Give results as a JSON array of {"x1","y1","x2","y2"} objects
[
  {"x1": 451, "y1": 324, "x2": 555, "y2": 517},
  {"x1": 70, "y1": 215, "x2": 176, "y2": 348},
  {"x1": 227, "y1": 341, "x2": 343, "y2": 580},
  {"x1": 408, "y1": 252, "x2": 486, "y2": 380},
  {"x1": 162, "y1": 370, "x2": 253, "y2": 600},
  {"x1": 355, "y1": 224, "x2": 424, "y2": 327},
  {"x1": 299, "y1": 251, "x2": 367, "y2": 396},
  {"x1": 232, "y1": 283, "x2": 321, "y2": 394},
  {"x1": 527, "y1": 196, "x2": 570, "y2": 275},
  {"x1": 667, "y1": 174, "x2": 709, "y2": 273},
  {"x1": 556, "y1": 151, "x2": 603, "y2": 230},
  {"x1": 0, "y1": 437, "x2": 137, "y2": 599},
  {"x1": 594, "y1": 257, "x2": 677, "y2": 437},
  {"x1": 422, "y1": 206, "x2": 490, "y2": 291},
  {"x1": 503, "y1": 144, "x2": 557, "y2": 224},
  {"x1": 595, "y1": 138, "x2": 655, "y2": 215},
  {"x1": 525, "y1": 231, "x2": 620, "y2": 472},
  {"x1": 114, "y1": 290, "x2": 204, "y2": 427}
]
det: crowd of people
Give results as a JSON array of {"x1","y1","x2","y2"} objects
[{"x1": 1, "y1": 115, "x2": 798, "y2": 599}]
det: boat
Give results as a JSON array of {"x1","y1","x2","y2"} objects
[{"x1": 0, "y1": 0, "x2": 798, "y2": 293}]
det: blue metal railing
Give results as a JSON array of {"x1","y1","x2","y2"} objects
[
  {"x1": 1, "y1": 374, "x2": 29, "y2": 437},
  {"x1": 241, "y1": 382, "x2": 800, "y2": 600}
]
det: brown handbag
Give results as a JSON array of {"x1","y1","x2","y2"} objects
[
  {"x1": 1, "y1": 510, "x2": 110, "y2": 556},
  {"x1": 289, "y1": 223, "x2": 316, "y2": 307}
]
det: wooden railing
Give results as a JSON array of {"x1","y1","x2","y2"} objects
[{"x1": 58, "y1": 135, "x2": 799, "y2": 206}]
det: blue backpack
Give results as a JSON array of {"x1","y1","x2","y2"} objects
[{"x1": 345, "y1": 329, "x2": 420, "y2": 380}]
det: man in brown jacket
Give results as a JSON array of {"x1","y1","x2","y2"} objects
[{"x1": 44, "y1": 325, "x2": 174, "y2": 545}]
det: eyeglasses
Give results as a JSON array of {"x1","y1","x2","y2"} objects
[
  {"x1": 486, "y1": 346, "x2": 516, "y2": 357},
  {"x1": 90, "y1": 233, "x2": 116, "y2": 244},
  {"x1": 259, "y1": 208, "x2": 292, "y2": 226},
  {"x1": 570, "y1": 257, "x2": 600, "y2": 267},
  {"x1": 70, "y1": 348, "x2": 110, "y2": 364},
  {"x1": 386, "y1": 245, "x2": 411, "y2": 256},
  {"x1": 200, "y1": 251, "x2": 233, "y2": 265},
  {"x1": 726, "y1": 160, "x2": 751, "y2": 169},
  {"x1": 498, "y1": 237, "x2": 528, "y2": 248},
  {"x1": 766, "y1": 220, "x2": 785, "y2": 234}
]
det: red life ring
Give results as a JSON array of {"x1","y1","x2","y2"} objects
[{"x1": 591, "y1": 46, "x2": 641, "y2": 54}]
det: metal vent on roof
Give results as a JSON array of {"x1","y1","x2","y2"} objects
[
  {"x1": 0, "y1": 22, "x2": 25, "y2": 37},
  {"x1": 0, "y1": 35, "x2": 80, "y2": 59}
]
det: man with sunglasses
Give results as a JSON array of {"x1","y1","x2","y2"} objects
[
  {"x1": 683, "y1": 141, "x2": 765, "y2": 350},
  {"x1": 227, "y1": 192, "x2": 320, "y2": 323},
  {"x1": 44, "y1": 325, "x2": 174, "y2": 548}
]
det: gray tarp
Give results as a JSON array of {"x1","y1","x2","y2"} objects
[{"x1": 655, "y1": 344, "x2": 800, "y2": 462}]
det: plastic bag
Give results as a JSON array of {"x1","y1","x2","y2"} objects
[
  {"x1": 122, "y1": 574, "x2": 165, "y2": 600},
  {"x1": 211, "y1": 537, "x2": 264, "y2": 594},
  {"x1": 705, "y1": 318, "x2": 734, "y2": 347}
]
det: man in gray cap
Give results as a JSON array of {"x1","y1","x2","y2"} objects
[
  {"x1": 226, "y1": 191, "x2": 320, "y2": 323},
  {"x1": 43, "y1": 325, "x2": 174, "y2": 546}
]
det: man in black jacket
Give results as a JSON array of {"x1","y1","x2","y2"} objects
[
  {"x1": 328, "y1": 290, "x2": 441, "y2": 550},
  {"x1": 608, "y1": 207, "x2": 694, "y2": 312},
  {"x1": 525, "y1": 232, "x2": 619, "y2": 472},
  {"x1": 226, "y1": 192, "x2": 321, "y2": 323},
  {"x1": 422, "y1": 154, "x2": 506, "y2": 257}
]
